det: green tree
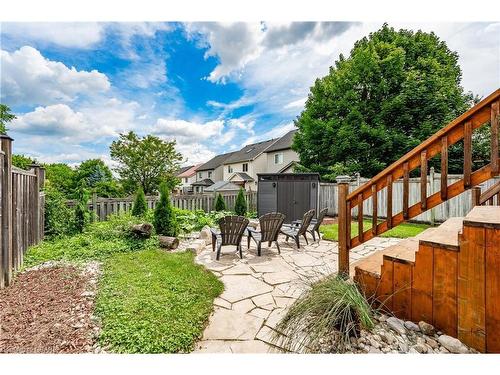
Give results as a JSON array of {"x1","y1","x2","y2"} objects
[
  {"x1": 12, "y1": 154, "x2": 36, "y2": 170},
  {"x1": 44, "y1": 163, "x2": 76, "y2": 198},
  {"x1": 293, "y1": 24, "x2": 474, "y2": 179},
  {"x1": 132, "y1": 186, "x2": 148, "y2": 217},
  {"x1": 74, "y1": 159, "x2": 124, "y2": 197},
  {"x1": 215, "y1": 193, "x2": 226, "y2": 211},
  {"x1": 110, "y1": 131, "x2": 183, "y2": 195},
  {"x1": 44, "y1": 182, "x2": 75, "y2": 237},
  {"x1": 234, "y1": 188, "x2": 247, "y2": 216},
  {"x1": 154, "y1": 182, "x2": 178, "y2": 236},
  {"x1": 0, "y1": 104, "x2": 16, "y2": 134}
]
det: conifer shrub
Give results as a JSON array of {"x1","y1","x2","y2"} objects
[
  {"x1": 132, "y1": 186, "x2": 147, "y2": 217},
  {"x1": 234, "y1": 188, "x2": 247, "y2": 216},
  {"x1": 74, "y1": 185, "x2": 90, "y2": 233},
  {"x1": 154, "y1": 182, "x2": 178, "y2": 236},
  {"x1": 214, "y1": 193, "x2": 226, "y2": 211}
]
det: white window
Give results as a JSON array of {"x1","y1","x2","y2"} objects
[
  {"x1": 242, "y1": 163, "x2": 248, "y2": 172},
  {"x1": 274, "y1": 153, "x2": 284, "y2": 165},
  {"x1": 198, "y1": 172, "x2": 202, "y2": 179},
  {"x1": 228, "y1": 165, "x2": 233, "y2": 173}
]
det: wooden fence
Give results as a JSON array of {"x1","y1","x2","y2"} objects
[
  {"x1": 0, "y1": 135, "x2": 45, "y2": 289},
  {"x1": 319, "y1": 170, "x2": 500, "y2": 224},
  {"x1": 68, "y1": 192, "x2": 258, "y2": 221}
]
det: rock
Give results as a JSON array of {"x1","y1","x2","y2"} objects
[
  {"x1": 368, "y1": 337, "x2": 381, "y2": 349},
  {"x1": 200, "y1": 226, "x2": 212, "y2": 245},
  {"x1": 386, "y1": 317, "x2": 406, "y2": 335},
  {"x1": 368, "y1": 347, "x2": 382, "y2": 354},
  {"x1": 413, "y1": 343, "x2": 428, "y2": 353},
  {"x1": 418, "y1": 321, "x2": 435, "y2": 335},
  {"x1": 425, "y1": 337, "x2": 439, "y2": 349},
  {"x1": 379, "y1": 331, "x2": 395, "y2": 345},
  {"x1": 398, "y1": 341, "x2": 409, "y2": 352},
  {"x1": 404, "y1": 321, "x2": 420, "y2": 332},
  {"x1": 439, "y1": 346, "x2": 450, "y2": 353},
  {"x1": 131, "y1": 223, "x2": 153, "y2": 237},
  {"x1": 159, "y1": 236, "x2": 180, "y2": 249},
  {"x1": 438, "y1": 335, "x2": 469, "y2": 354}
]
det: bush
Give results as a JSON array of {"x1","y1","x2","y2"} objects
[
  {"x1": 154, "y1": 182, "x2": 178, "y2": 236},
  {"x1": 74, "y1": 185, "x2": 90, "y2": 233},
  {"x1": 44, "y1": 185, "x2": 75, "y2": 237},
  {"x1": 234, "y1": 188, "x2": 247, "y2": 216},
  {"x1": 273, "y1": 275, "x2": 374, "y2": 353},
  {"x1": 131, "y1": 186, "x2": 147, "y2": 217},
  {"x1": 214, "y1": 193, "x2": 226, "y2": 211}
]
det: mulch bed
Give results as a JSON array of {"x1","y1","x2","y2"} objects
[{"x1": 0, "y1": 265, "x2": 97, "y2": 353}]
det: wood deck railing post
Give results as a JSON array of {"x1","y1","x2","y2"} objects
[
  {"x1": 336, "y1": 175, "x2": 351, "y2": 277},
  {"x1": 1, "y1": 135, "x2": 13, "y2": 287},
  {"x1": 471, "y1": 186, "x2": 481, "y2": 207}
]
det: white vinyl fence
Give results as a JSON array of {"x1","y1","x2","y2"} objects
[{"x1": 319, "y1": 169, "x2": 500, "y2": 224}]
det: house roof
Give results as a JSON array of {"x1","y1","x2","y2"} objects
[
  {"x1": 229, "y1": 172, "x2": 254, "y2": 181},
  {"x1": 278, "y1": 161, "x2": 297, "y2": 173},
  {"x1": 204, "y1": 180, "x2": 241, "y2": 192},
  {"x1": 191, "y1": 178, "x2": 214, "y2": 187},
  {"x1": 224, "y1": 138, "x2": 278, "y2": 164},
  {"x1": 196, "y1": 151, "x2": 235, "y2": 171},
  {"x1": 265, "y1": 129, "x2": 297, "y2": 153},
  {"x1": 176, "y1": 165, "x2": 193, "y2": 176},
  {"x1": 177, "y1": 164, "x2": 201, "y2": 178}
]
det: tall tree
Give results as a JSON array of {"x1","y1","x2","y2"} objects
[
  {"x1": 0, "y1": 104, "x2": 16, "y2": 134},
  {"x1": 44, "y1": 163, "x2": 76, "y2": 198},
  {"x1": 110, "y1": 131, "x2": 183, "y2": 195},
  {"x1": 74, "y1": 159, "x2": 124, "y2": 197},
  {"x1": 293, "y1": 24, "x2": 474, "y2": 180},
  {"x1": 12, "y1": 154, "x2": 36, "y2": 170}
]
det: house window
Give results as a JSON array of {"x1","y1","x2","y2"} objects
[
  {"x1": 242, "y1": 163, "x2": 248, "y2": 172},
  {"x1": 198, "y1": 172, "x2": 202, "y2": 179},
  {"x1": 184, "y1": 178, "x2": 188, "y2": 183},
  {"x1": 228, "y1": 165, "x2": 233, "y2": 173},
  {"x1": 208, "y1": 171, "x2": 212, "y2": 178},
  {"x1": 274, "y1": 153, "x2": 284, "y2": 164}
]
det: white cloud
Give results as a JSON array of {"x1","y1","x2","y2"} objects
[
  {"x1": 243, "y1": 122, "x2": 295, "y2": 146},
  {"x1": 11, "y1": 99, "x2": 139, "y2": 142},
  {"x1": 174, "y1": 142, "x2": 216, "y2": 165},
  {"x1": 1, "y1": 46, "x2": 110, "y2": 106},
  {"x1": 284, "y1": 97, "x2": 307, "y2": 109},
  {"x1": 1, "y1": 22, "x2": 105, "y2": 49},
  {"x1": 154, "y1": 118, "x2": 225, "y2": 141}
]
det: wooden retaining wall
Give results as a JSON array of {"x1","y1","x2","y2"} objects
[
  {"x1": 67, "y1": 192, "x2": 258, "y2": 222},
  {"x1": 0, "y1": 135, "x2": 45, "y2": 289}
]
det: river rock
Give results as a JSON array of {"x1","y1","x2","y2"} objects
[
  {"x1": 386, "y1": 317, "x2": 406, "y2": 335},
  {"x1": 438, "y1": 335, "x2": 469, "y2": 354},
  {"x1": 418, "y1": 321, "x2": 435, "y2": 335},
  {"x1": 404, "y1": 321, "x2": 420, "y2": 332}
]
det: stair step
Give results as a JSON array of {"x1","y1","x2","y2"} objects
[
  {"x1": 416, "y1": 217, "x2": 463, "y2": 250},
  {"x1": 464, "y1": 206, "x2": 500, "y2": 228},
  {"x1": 353, "y1": 238, "x2": 419, "y2": 277}
]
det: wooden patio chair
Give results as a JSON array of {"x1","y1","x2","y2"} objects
[
  {"x1": 280, "y1": 209, "x2": 315, "y2": 249},
  {"x1": 291, "y1": 207, "x2": 328, "y2": 241},
  {"x1": 247, "y1": 212, "x2": 285, "y2": 256},
  {"x1": 211, "y1": 215, "x2": 249, "y2": 261}
]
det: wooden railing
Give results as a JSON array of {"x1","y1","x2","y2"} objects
[
  {"x1": 337, "y1": 88, "x2": 500, "y2": 275},
  {"x1": 471, "y1": 180, "x2": 500, "y2": 206}
]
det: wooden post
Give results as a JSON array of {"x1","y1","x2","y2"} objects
[
  {"x1": 29, "y1": 164, "x2": 43, "y2": 242},
  {"x1": 1, "y1": 135, "x2": 13, "y2": 287},
  {"x1": 430, "y1": 167, "x2": 436, "y2": 225},
  {"x1": 471, "y1": 186, "x2": 481, "y2": 207},
  {"x1": 337, "y1": 175, "x2": 351, "y2": 277}
]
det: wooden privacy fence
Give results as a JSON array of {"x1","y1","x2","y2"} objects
[
  {"x1": 319, "y1": 171, "x2": 500, "y2": 223},
  {"x1": 0, "y1": 135, "x2": 45, "y2": 289},
  {"x1": 68, "y1": 192, "x2": 258, "y2": 221}
]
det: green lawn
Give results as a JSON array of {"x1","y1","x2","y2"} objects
[
  {"x1": 95, "y1": 249, "x2": 223, "y2": 353},
  {"x1": 320, "y1": 220, "x2": 431, "y2": 241},
  {"x1": 25, "y1": 212, "x2": 223, "y2": 353}
]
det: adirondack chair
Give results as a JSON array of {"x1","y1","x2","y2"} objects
[
  {"x1": 280, "y1": 209, "x2": 315, "y2": 249},
  {"x1": 291, "y1": 207, "x2": 328, "y2": 242},
  {"x1": 211, "y1": 215, "x2": 249, "y2": 261},
  {"x1": 247, "y1": 212, "x2": 285, "y2": 256}
]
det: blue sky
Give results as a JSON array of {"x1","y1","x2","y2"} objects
[{"x1": 1, "y1": 22, "x2": 499, "y2": 167}]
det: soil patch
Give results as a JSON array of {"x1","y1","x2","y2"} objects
[{"x1": 0, "y1": 264, "x2": 99, "y2": 353}]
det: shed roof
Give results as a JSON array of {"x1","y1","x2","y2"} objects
[{"x1": 204, "y1": 180, "x2": 241, "y2": 192}]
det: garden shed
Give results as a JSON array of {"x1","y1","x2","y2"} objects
[{"x1": 257, "y1": 173, "x2": 319, "y2": 223}]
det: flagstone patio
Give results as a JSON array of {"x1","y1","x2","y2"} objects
[{"x1": 193, "y1": 234, "x2": 401, "y2": 353}]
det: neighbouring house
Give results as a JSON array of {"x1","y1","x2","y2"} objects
[
  {"x1": 264, "y1": 130, "x2": 299, "y2": 173},
  {"x1": 194, "y1": 151, "x2": 236, "y2": 190},
  {"x1": 176, "y1": 164, "x2": 201, "y2": 194},
  {"x1": 203, "y1": 180, "x2": 241, "y2": 194},
  {"x1": 191, "y1": 178, "x2": 214, "y2": 194}
]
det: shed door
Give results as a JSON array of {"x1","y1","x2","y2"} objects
[
  {"x1": 277, "y1": 181, "x2": 294, "y2": 223},
  {"x1": 258, "y1": 181, "x2": 277, "y2": 216},
  {"x1": 293, "y1": 181, "x2": 311, "y2": 221}
]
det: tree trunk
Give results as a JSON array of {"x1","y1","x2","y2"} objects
[{"x1": 131, "y1": 223, "x2": 153, "y2": 237}]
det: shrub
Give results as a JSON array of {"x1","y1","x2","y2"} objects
[
  {"x1": 131, "y1": 186, "x2": 147, "y2": 217},
  {"x1": 214, "y1": 193, "x2": 226, "y2": 211},
  {"x1": 234, "y1": 188, "x2": 247, "y2": 216},
  {"x1": 74, "y1": 185, "x2": 90, "y2": 233},
  {"x1": 154, "y1": 182, "x2": 178, "y2": 236},
  {"x1": 44, "y1": 185, "x2": 75, "y2": 237},
  {"x1": 273, "y1": 275, "x2": 374, "y2": 353}
]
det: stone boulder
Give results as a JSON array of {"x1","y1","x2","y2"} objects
[
  {"x1": 438, "y1": 335, "x2": 469, "y2": 354},
  {"x1": 131, "y1": 223, "x2": 153, "y2": 237},
  {"x1": 200, "y1": 225, "x2": 212, "y2": 245},
  {"x1": 159, "y1": 236, "x2": 180, "y2": 250}
]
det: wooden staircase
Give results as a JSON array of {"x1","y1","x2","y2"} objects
[{"x1": 353, "y1": 206, "x2": 500, "y2": 353}]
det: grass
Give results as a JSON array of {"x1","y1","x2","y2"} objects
[
  {"x1": 274, "y1": 275, "x2": 374, "y2": 353},
  {"x1": 320, "y1": 219, "x2": 431, "y2": 241},
  {"x1": 24, "y1": 212, "x2": 224, "y2": 353},
  {"x1": 95, "y1": 249, "x2": 223, "y2": 353}
]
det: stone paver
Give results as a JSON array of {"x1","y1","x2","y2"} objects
[{"x1": 194, "y1": 234, "x2": 400, "y2": 353}]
